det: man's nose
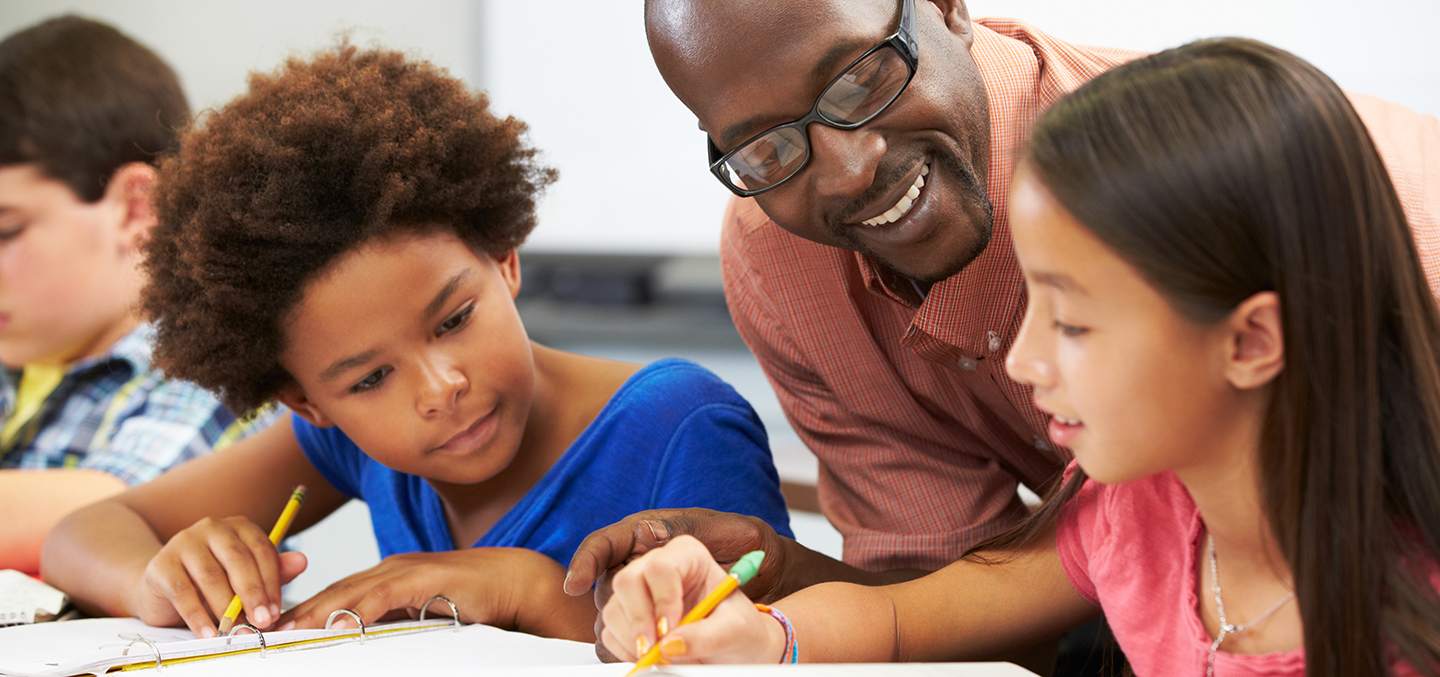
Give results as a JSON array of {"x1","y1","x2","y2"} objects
[{"x1": 805, "y1": 123, "x2": 885, "y2": 199}]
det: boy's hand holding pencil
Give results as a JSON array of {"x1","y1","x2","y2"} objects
[
  {"x1": 126, "y1": 489, "x2": 309, "y2": 638},
  {"x1": 602, "y1": 536, "x2": 783, "y2": 666}
]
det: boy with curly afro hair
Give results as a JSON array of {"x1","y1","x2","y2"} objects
[{"x1": 44, "y1": 43, "x2": 791, "y2": 642}]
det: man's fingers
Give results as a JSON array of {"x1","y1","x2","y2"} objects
[
  {"x1": 564, "y1": 524, "x2": 631, "y2": 596},
  {"x1": 634, "y1": 518, "x2": 673, "y2": 548}
]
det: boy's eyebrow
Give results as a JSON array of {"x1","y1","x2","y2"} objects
[
  {"x1": 1033, "y1": 271, "x2": 1089, "y2": 295},
  {"x1": 423, "y1": 270, "x2": 473, "y2": 320},
  {"x1": 320, "y1": 348, "x2": 381, "y2": 383}
]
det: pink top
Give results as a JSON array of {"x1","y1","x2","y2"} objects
[
  {"x1": 1057, "y1": 470, "x2": 1306, "y2": 676},
  {"x1": 1057, "y1": 469, "x2": 1436, "y2": 676}
]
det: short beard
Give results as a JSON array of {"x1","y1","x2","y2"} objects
[{"x1": 830, "y1": 150, "x2": 994, "y2": 284}]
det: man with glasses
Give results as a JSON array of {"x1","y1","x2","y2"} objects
[{"x1": 567, "y1": 0, "x2": 1440, "y2": 641}]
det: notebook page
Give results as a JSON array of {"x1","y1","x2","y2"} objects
[
  {"x1": 0, "y1": 618, "x2": 195, "y2": 676},
  {"x1": 159, "y1": 623, "x2": 602, "y2": 676}
]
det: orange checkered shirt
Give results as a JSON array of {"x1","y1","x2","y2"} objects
[{"x1": 721, "y1": 19, "x2": 1440, "y2": 572}]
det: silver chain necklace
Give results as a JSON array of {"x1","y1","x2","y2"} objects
[{"x1": 1205, "y1": 533, "x2": 1296, "y2": 677}]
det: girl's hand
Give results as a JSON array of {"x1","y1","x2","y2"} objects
[
  {"x1": 600, "y1": 535, "x2": 784, "y2": 664},
  {"x1": 126, "y1": 516, "x2": 307, "y2": 637},
  {"x1": 276, "y1": 547, "x2": 596, "y2": 642}
]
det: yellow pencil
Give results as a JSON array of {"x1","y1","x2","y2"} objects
[
  {"x1": 626, "y1": 550, "x2": 765, "y2": 676},
  {"x1": 216, "y1": 485, "x2": 307, "y2": 635}
]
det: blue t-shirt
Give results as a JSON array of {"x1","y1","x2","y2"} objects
[{"x1": 292, "y1": 358, "x2": 793, "y2": 563}]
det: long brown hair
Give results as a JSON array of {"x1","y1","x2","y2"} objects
[{"x1": 977, "y1": 38, "x2": 1440, "y2": 675}]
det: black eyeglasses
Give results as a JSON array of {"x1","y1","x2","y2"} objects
[{"x1": 707, "y1": 0, "x2": 919, "y2": 197}]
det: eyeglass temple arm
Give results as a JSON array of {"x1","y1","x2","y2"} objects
[{"x1": 898, "y1": 0, "x2": 919, "y2": 59}]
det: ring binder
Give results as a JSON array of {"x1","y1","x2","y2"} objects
[
  {"x1": 324, "y1": 609, "x2": 366, "y2": 644},
  {"x1": 226, "y1": 622, "x2": 268, "y2": 658},
  {"x1": 121, "y1": 636, "x2": 162, "y2": 672},
  {"x1": 418, "y1": 596, "x2": 461, "y2": 631},
  {"x1": 1, "y1": 601, "x2": 492, "y2": 676}
]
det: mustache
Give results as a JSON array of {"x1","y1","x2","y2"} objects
[{"x1": 825, "y1": 152, "x2": 984, "y2": 232}]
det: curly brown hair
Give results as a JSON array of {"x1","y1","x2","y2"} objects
[{"x1": 144, "y1": 43, "x2": 556, "y2": 415}]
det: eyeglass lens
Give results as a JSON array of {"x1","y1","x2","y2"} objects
[{"x1": 718, "y1": 45, "x2": 911, "y2": 192}]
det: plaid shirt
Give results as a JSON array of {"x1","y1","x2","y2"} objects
[
  {"x1": 723, "y1": 19, "x2": 1440, "y2": 572},
  {"x1": 0, "y1": 324, "x2": 278, "y2": 486}
]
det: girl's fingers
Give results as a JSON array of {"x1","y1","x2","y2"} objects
[
  {"x1": 636, "y1": 555, "x2": 687, "y2": 642},
  {"x1": 605, "y1": 560, "x2": 658, "y2": 658},
  {"x1": 599, "y1": 620, "x2": 640, "y2": 662}
]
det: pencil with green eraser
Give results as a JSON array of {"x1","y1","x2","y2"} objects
[
  {"x1": 216, "y1": 485, "x2": 307, "y2": 635},
  {"x1": 625, "y1": 550, "x2": 765, "y2": 676}
]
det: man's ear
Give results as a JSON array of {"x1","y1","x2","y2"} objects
[
  {"x1": 1224, "y1": 291, "x2": 1284, "y2": 390},
  {"x1": 275, "y1": 385, "x2": 336, "y2": 428},
  {"x1": 927, "y1": 0, "x2": 973, "y2": 48},
  {"x1": 101, "y1": 163, "x2": 159, "y2": 254},
  {"x1": 492, "y1": 248, "x2": 522, "y2": 300}
]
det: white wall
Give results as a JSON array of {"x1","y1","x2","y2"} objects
[{"x1": 1, "y1": 0, "x2": 1435, "y2": 255}]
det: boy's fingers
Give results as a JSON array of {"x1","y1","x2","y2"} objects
[
  {"x1": 284, "y1": 569, "x2": 373, "y2": 629},
  {"x1": 206, "y1": 531, "x2": 271, "y2": 627},
  {"x1": 235, "y1": 527, "x2": 283, "y2": 626},
  {"x1": 147, "y1": 558, "x2": 216, "y2": 637},
  {"x1": 178, "y1": 546, "x2": 238, "y2": 626},
  {"x1": 278, "y1": 551, "x2": 308, "y2": 585}
]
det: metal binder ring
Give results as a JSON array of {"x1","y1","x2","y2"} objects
[
  {"x1": 418, "y1": 595, "x2": 461, "y2": 631},
  {"x1": 225, "y1": 622, "x2": 268, "y2": 658},
  {"x1": 122, "y1": 636, "x2": 163, "y2": 672},
  {"x1": 325, "y1": 608, "x2": 367, "y2": 644}
]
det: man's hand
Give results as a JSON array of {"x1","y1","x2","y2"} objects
[
  {"x1": 567, "y1": 509, "x2": 932, "y2": 662},
  {"x1": 565, "y1": 509, "x2": 795, "y2": 604}
]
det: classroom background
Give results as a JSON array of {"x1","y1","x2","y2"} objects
[{"x1": 2, "y1": 0, "x2": 1435, "y2": 600}]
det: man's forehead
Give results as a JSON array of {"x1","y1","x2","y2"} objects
[
  {"x1": 649, "y1": 0, "x2": 897, "y2": 143},
  {"x1": 648, "y1": 0, "x2": 890, "y2": 46}
]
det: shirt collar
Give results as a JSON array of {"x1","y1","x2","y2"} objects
[
  {"x1": 857, "y1": 19, "x2": 1137, "y2": 354},
  {"x1": 65, "y1": 323, "x2": 155, "y2": 380}
]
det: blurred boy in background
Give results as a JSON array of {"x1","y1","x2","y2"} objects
[{"x1": 0, "y1": 15, "x2": 275, "y2": 574}]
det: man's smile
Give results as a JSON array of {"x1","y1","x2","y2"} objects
[{"x1": 862, "y1": 161, "x2": 930, "y2": 227}]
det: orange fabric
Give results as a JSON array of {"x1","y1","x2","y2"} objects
[{"x1": 721, "y1": 19, "x2": 1440, "y2": 572}]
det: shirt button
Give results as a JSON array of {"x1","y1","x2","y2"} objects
[
  {"x1": 957, "y1": 356, "x2": 978, "y2": 371},
  {"x1": 1033, "y1": 435, "x2": 1050, "y2": 451},
  {"x1": 987, "y1": 330, "x2": 1002, "y2": 352}
]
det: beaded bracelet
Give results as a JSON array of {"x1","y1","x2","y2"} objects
[{"x1": 754, "y1": 604, "x2": 798, "y2": 664}]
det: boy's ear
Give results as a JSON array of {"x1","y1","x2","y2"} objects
[
  {"x1": 492, "y1": 248, "x2": 522, "y2": 299},
  {"x1": 275, "y1": 385, "x2": 336, "y2": 428},
  {"x1": 1224, "y1": 291, "x2": 1284, "y2": 390},
  {"x1": 102, "y1": 163, "x2": 159, "y2": 254}
]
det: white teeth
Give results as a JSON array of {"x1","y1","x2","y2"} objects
[
  {"x1": 1054, "y1": 415, "x2": 1081, "y2": 426},
  {"x1": 863, "y1": 162, "x2": 930, "y2": 226}
]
